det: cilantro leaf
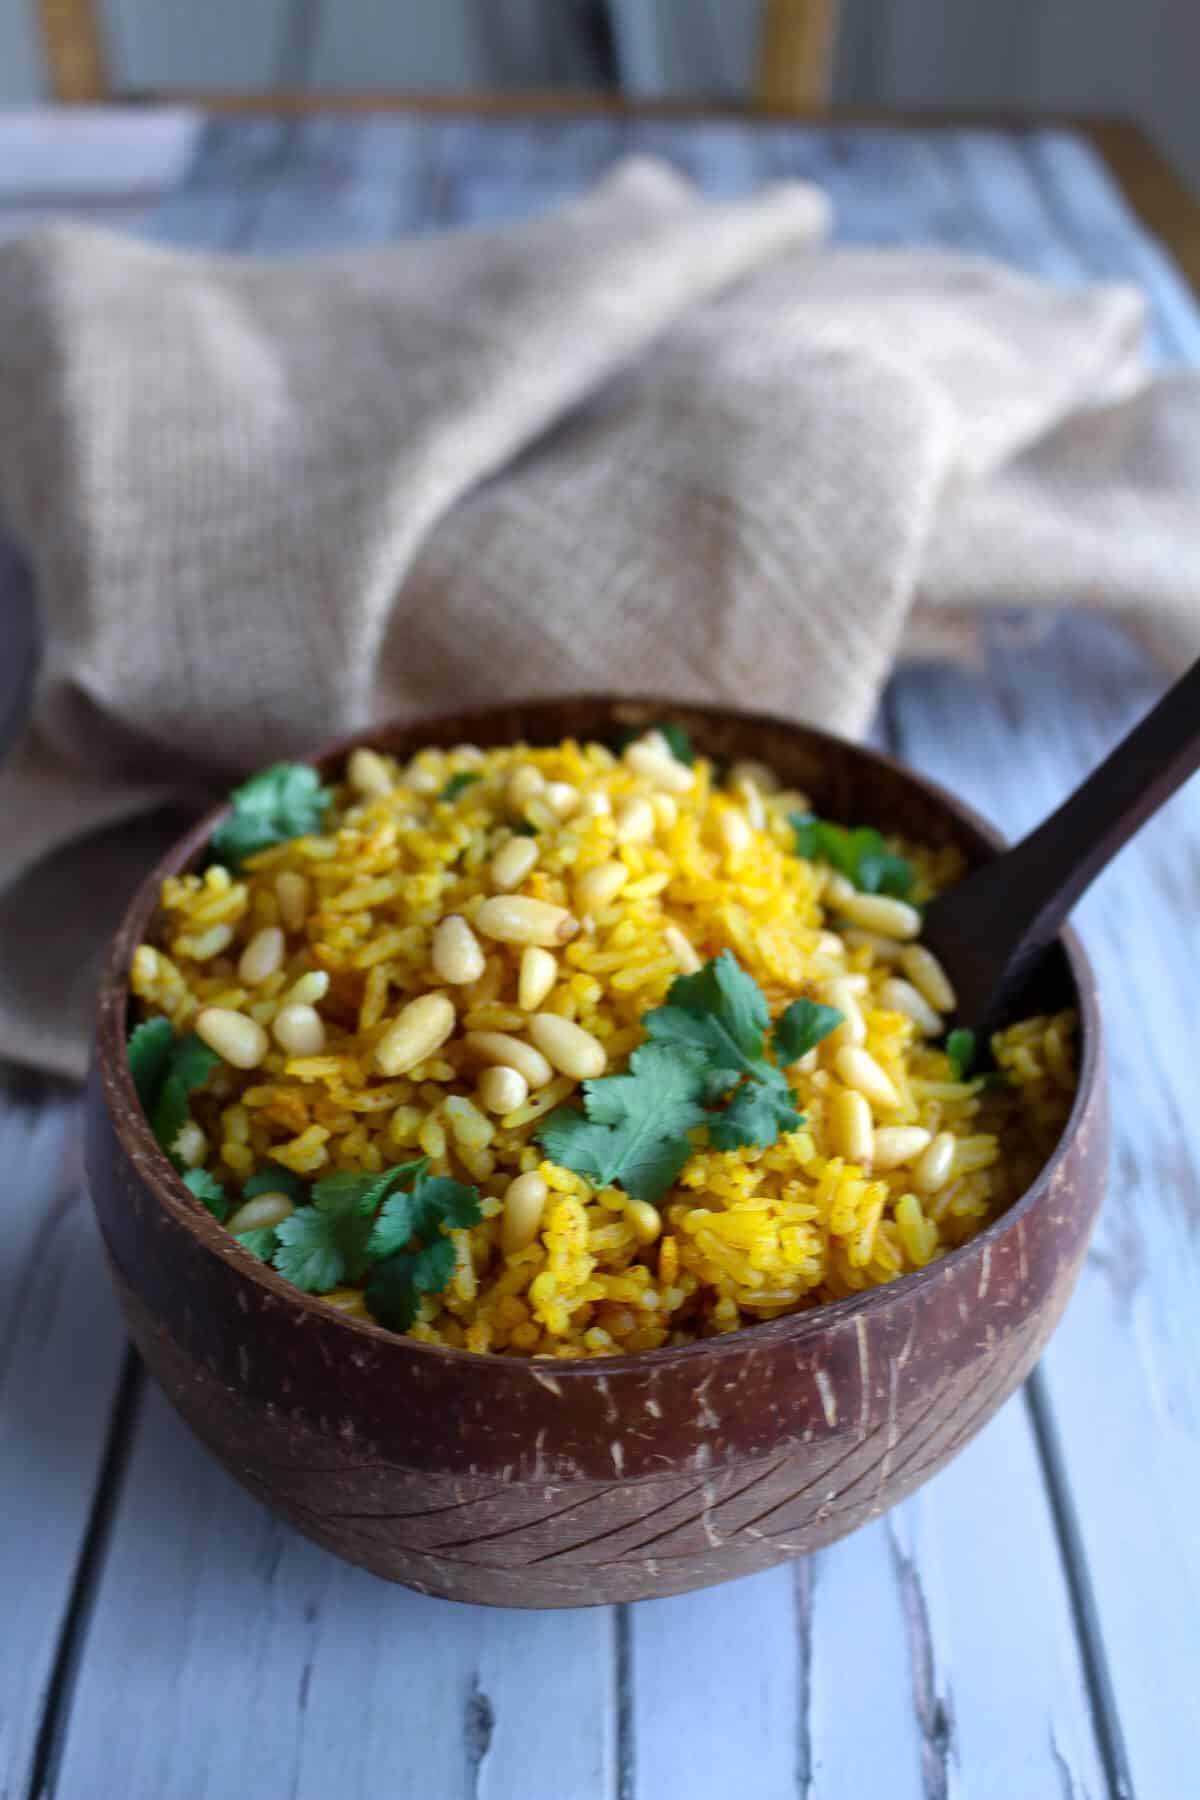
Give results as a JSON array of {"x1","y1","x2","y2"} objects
[
  {"x1": 241, "y1": 1167, "x2": 308, "y2": 1204},
  {"x1": 946, "y1": 1028, "x2": 977, "y2": 1081},
  {"x1": 790, "y1": 813, "x2": 914, "y2": 899},
  {"x1": 612, "y1": 721, "x2": 695, "y2": 765},
  {"x1": 367, "y1": 1172, "x2": 481, "y2": 1259},
  {"x1": 311, "y1": 1158, "x2": 429, "y2": 1219},
  {"x1": 272, "y1": 1206, "x2": 367, "y2": 1293},
  {"x1": 440, "y1": 771, "x2": 483, "y2": 803},
  {"x1": 366, "y1": 1239, "x2": 457, "y2": 1332},
  {"x1": 128, "y1": 1021, "x2": 221, "y2": 1164},
  {"x1": 235, "y1": 1226, "x2": 280, "y2": 1261},
  {"x1": 708, "y1": 1072, "x2": 802, "y2": 1150},
  {"x1": 773, "y1": 998, "x2": 843, "y2": 1063},
  {"x1": 644, "y1": 950, "x2": 770, "y2": 1086},
  {"x1": 210, "y1": 762, "x2": 331, "y2": 867},
  {"x1": 541, "y1": 1041, "x2": 712, "y2": 1202},
  {"x1": 182, "y1": 1167, "x2": 229, "y2": 1222},
  {"x1": 127, "y1": 1017, "x2": 174, "y2": 1112}
]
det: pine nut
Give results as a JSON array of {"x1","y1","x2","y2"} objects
[
  {"x1": 626, "y1": 1199, "x2": 662, "y2": 1244},
  {"x1": 273, "y1": 1003, "x2": 326, "y2": 1056},
  {"x1": 816, "y1": 931, "x2": 845, "y2": 958},
  {"x1": 830, "y1": 1089, "x2": 874, "y2": 1164},
  {"x1": 576, "y1": 860, "x2": 628, "y2": 911},
  {"x1": 880, "y1": 977, "x2": 943, "y2": 1036},
  {"x1": 518, "y1": 946, "x2": 558, "y2": 1011},
  {"x1": 717, "y1": 808, "x2": 753, "y2": 856},
  {"x1": 544, "y1": 781, "x2": 580, "y2": 819},
  {"x1": 464, "y1": 1031, "x2": 555, "y2": 1089},
  {"x1": 502, "y1": 1172, "x2": 548, "y2": 1255},
  {"x1": 508, "y1": 765, "x2": 545, "y2": 810},
  {"x1": 733, "y1": 777, "x2": 766, "y2": 831},
  {"x1": 842, "y1": 927, "x2": 905, "y2": 967},
  {"x1": 625, "y1": 742, "x2": 694, "y2": 793},
  {"x1": 873, "y1": 1126, "x2": 933, "y2": 1171},
  {"x1": 664, "y1": 924, "x2": 701, "y2": 974},
  {"x1": 830, "y1": 891, "x2": 922, "y2": 940},
  {"x1": 490, "y1": 837, "x2": 540, "y2": 892},
  {"x1": 227, "y1": 1192, "x2": 295, "y2": 1233},
  {"x1": 529, "y1": 1013, "x2": 607, "y2": 1080},
  {"x1": 478, "y1": 1065, "x2": 530, "y2": 1115},
  {"x1": 578, "y1": 791, "x2": 611, "y2": 819},
  {"x1": 173, "y1": 1121, "x2": 208, "y2": 1168},
  {"x1": 615, "y1": 796, "x2": 656, "y2": 843},
  {"x1": 653, "y1": 794, "x2": 678, "y2": 831},
  {"x1": 899, "y1": 944, "x2": 957, "y2": 1013},
  {"x1": 195, "y1": 1007, "x2": 269, "y2": 1070},
  {"x1": 283, "y1": 970, "x2": 329, "y2": 1007},
  {"x1": 729, "y1": 758, "x2": 779, "y2": 794},
  {"x1": 914, "y1": 1130, "x2": 956, "y2": 1194},
  {"x1": 184, "y1": 924, "x2": 233, "y2": 961},
  {"x1": 835, "y1": 1045, "x2": 900, "y2": 1110},
  {"x1": 475, "y1": 896, "x2": 579, "y2": 947},
  {"x1": 824, "y1": 977, "x2": 866, "y2": 1047},
  {"x1": 406, "y1": 761, "x2": 441, "y2": 795},
  {"x1": 275, "y1": 871, "x2": 310, "y2": 932},
  {"x1": 375, "y1": 993, "x2": 456, "y2": 1076},
  {"x1": 238, "y1": 925, "x2": 285, "y2": 986},
  {"x1": 432, "y1": 914, "x2": 486, "y2": 985},
  {"x1": 348, "y1": 747, "x2": 393, "y2": 796}
]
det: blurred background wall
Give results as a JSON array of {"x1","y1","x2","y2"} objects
[{"x1": 4, "y1": 0, "x2": 1198, "y2": 192}]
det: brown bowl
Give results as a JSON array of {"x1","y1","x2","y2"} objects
[{"x1": 85, "y1": 698, "x2": 1107, "y2": 1608}]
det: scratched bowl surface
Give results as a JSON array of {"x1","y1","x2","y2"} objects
[{"x1": 85, "y1": 698, "x2": 1107, "y2": 1607}]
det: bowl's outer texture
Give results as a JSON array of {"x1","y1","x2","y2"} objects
[{"x1": 86, "y1": 697, "x2": 1108, "y2": 1607}]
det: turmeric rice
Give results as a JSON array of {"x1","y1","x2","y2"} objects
[{"x1": 129, "y1": 729, "x2": 1078, "y2": 1357}]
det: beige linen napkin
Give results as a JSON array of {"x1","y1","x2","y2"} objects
[{"x1": 1, "y1": 157, "x2": 1198, "y2": 1080}]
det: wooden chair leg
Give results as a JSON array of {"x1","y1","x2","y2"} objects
[
  {"x1": 756, "y1": 0, "x2": 840, "y2": 111},
  {"x1": 36, "y1": 0, "x2": 110, "y2": 103}
]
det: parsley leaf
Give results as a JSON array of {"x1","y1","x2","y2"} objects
[
  {"x1": 790, "y1": 813, "x2": 914, "y2": 899},
  {"x1": 366, "y1": 1239, "x2": 457, "y2": 1333},
  {"x1": 269, "y1": 1159, "x2": 434, "y2": 1295},
  {"x1": 211, "y1": 762, "x2": 331, "y2": 867},
  {"x1": 127, "y1": 1017, "x2": 174, "y2": 1112},
  {"x1": 772, "y1": 998, "x2": 844, "y2": 1063},
  {"x1": 539, "y1": 954, "x2": 809, "y2": 1196},
  {"x1": 540, "y1": 1041, "x2": 713, "y2": 1201},
  {"x1": 440, "y1": 771, "x2": 483, "y2": 803},
  {"x1": 946, "y1": 1028, "x2": 977, "y2": 1081},
  {"x1": 182, "y1": 1167, "x2": 229, "y2": 1222},
  {"x1": 241, "y1": 1167, "x2": 307, "y2": 1204}
]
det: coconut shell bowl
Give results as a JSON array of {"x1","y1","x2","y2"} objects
[{"x1": 85, "y1": 698, "x2": 1106, "y2": 1609}]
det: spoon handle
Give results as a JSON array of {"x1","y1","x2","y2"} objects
[
  {"x1": 923, "y1": 656, "x2": 1200, "y2": 1027},
  {"x1": 1004, "y1": 655, "x2": 1200, "y2": 942}
]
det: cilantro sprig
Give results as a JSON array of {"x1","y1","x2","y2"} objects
[
  {"x1": 182, "y1": 1168, "x2": 229, "y2": 1222},
  {"x1": 790, "y1": 813, "x2": 914, "y2": 899},
  {"x1": 263, "y1": 1158, "x2": 482, "y2": 1330},
  {"x1": 539, "y1": 953, "x2": 842, "y2": 1201},
  {"x1": 211, "y1": 762, "x2": 331, "y2": 867},
  {"x1": 612, "y1": 721, "x2": 695, "y2": 766},
  {"x1": 127, "y1": 1018, "x2": 221, "y2": 1167}
]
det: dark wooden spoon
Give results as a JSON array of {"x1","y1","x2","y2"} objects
[{"x1": 921, "y1": 657, "x2": 1200, "y2": 1041}]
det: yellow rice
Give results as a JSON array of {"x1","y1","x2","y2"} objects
[{"x1": 130, "y1": 734, "x2": 1078, "y2": 1357}]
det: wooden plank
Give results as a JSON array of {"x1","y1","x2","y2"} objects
[
  {"x1": 0, "y1": 1088, "x2": 129, "y2": 1798},
  {"x1": 627, "y1": 1566, "x2": 802, "y2": 1798},
  {"x1": 889, "y1": 617, "x2": 1200, "y2": 1798},
  {"x1": 52, "y1": 1383, "x2": 616, "y2": 1800}
]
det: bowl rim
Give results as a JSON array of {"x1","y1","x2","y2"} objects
[{"x1": 94, "y1": 693, "x2": 1103, "y2": 1381}]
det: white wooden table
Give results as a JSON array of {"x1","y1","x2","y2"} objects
[{"x1": 2, "y1": 105, "x2": 1199, "y2": 1800}]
